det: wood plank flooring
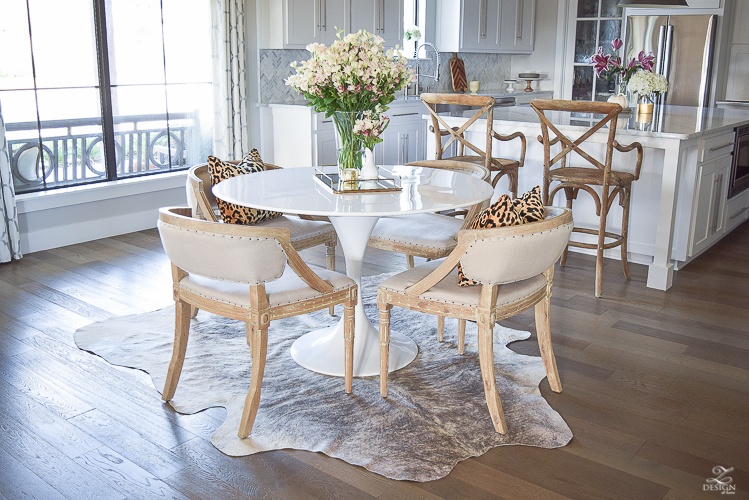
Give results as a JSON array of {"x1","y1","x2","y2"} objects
[{"x1": 0, "y1": 221, "x2": 747, "y2": 499}]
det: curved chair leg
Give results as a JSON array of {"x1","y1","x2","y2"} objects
[
  {"x1": 190, "y1": 306, "x2": 199, "y2": 319},
  {"x1": 477, "y1": 323, "x2": 508, "y2": 434},
  {"x1": 343, "y1": 298, "x2": 355, "y2": 394},
  {"x1": 535, "y1": 294, "x2": 562, "y2": 392},
  {"x1": 379, "y1": 304, "x2": 392, "y2": 397},
  {"x1": 245, "y1": 323, "x2": 253, "y2": 357},
  {"x1": 238, "y1": 326, "x2": 268, "y2": 438},
  {"x1": 457, "y1": 319, "x2": 466, "y2": 355},
  {"x1": 437, "y1": 315, "x2": 444, "y2": 342},
  {"x1": 326, "y1": 237, "x2": 337, "y2": 315},
  {"x1": 620, "y1": 187, "x2": 632, "y2": 280},
  {"x1": 406, "y1": 255, "x2": 415, "y2": 269},
  {"x1": 163, "y1": 299, "x2": 191, "y2": 401}
]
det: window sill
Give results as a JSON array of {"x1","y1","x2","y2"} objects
[{"x1": 16, "y1": 171, "x2": 188, "y2": 213}]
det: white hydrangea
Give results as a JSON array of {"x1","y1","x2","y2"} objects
[{"x1": 627, "y1": 70, "x2": 669, "y2": 100}]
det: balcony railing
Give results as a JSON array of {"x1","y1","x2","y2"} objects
[{"x1": 6, "y1": 112, "x2": 201, "y2": 192}]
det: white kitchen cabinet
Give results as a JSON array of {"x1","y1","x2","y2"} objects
[
  {"x1": 436, "y1": 0, "x2": 535, "y2": 53},
  {"x1": 499, "y1": 0, "x2": 535, "y2": 53},
  {"x1": 437, "y1": 0, "x2": 501, "y2": 53},
  {"x1": 349, "y1": 0, "x2": 403, "y2": 48},
  {"x1": 725, "y1": 45, "x2": 749, "y2": 102},
  {"x1": 689, "y1": 155, "x2": 731, "y2": 257},
  {"x1": 376, "y1": 120, "x2": 424, "y2": 164},
  {"x1": 732, "y1": 0, "x2": 749, "y2": 44},
  {"x1": 724, "y1": 189, "x2": 749, "y2": 233},
  {"x1": 259, "y1": 0, "x2": 346, "y2": 49}
]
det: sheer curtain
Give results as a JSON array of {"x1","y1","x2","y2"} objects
[
  {"x1": 0, "y1": 99, "x2": 22, "y2": 263},
  {"x1": 211, "y1": 0, "x2": 249, "y2": 160}
]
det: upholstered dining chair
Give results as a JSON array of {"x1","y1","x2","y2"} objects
[
  {"x1": 157, "y1": 207, "x2": 357, "y2": 438},
  {"x1": 420, "y1": 93, "x2": 526, "y2": 198},
  {"x1": 187, "y1": 162, "x2": 338, "y2": 314},
  {"x1": 367, "y1": 160, "x2": 491, "y2": 269},
  {"x1": 377, "y1": 207, "x2": 573, "y2": 434},
  {"x1": 530, "y1": 99, "x2": 643, "y2": 298}
]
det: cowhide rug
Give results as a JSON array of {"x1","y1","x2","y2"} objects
[{"x1": 74, "y1": 273, "x2": 572, "y2": 482}]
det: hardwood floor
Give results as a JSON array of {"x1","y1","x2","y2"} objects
[{"x1": 0, "y1": 221, "x2": 748, "y2": 499}]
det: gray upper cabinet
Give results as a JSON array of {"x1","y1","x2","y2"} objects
[
  {"x1": 259, "y1": 0, "x2": 400, "y2": 49},
  {"x1": 350, "y1": 0, "x2": 404, "y2": 48},
  {"x1": 436, "y1": 0, "x2": 534, "y2": 53},
  {"x1": 287, "y1": 0, "x2": 346, "y2": 47},
  {"x1": 499, "y1": 0, "x2": 534, "y2": 53}
]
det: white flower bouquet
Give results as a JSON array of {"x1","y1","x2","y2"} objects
[
  {"x1": 285, "y1": 29, "x2": 413, "y2": 116},
  {"x1": 627, "y1": 70, "x2": 669, "y2": 102}
]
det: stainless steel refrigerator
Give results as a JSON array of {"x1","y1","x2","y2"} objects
[{"x1": 624, "y1": 14, "x2": 717, "y2": 107}]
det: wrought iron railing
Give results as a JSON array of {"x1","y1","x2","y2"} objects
[{"x1": 6, "y1": 111, "x2": 200, "y2": 192}]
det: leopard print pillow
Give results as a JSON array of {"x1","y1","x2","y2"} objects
[
  {"x1": 207, "y1": 149, "x2": 281, "y2": 225},
  {"x1": 512, "y1": 185, "x2": 544, "y2": 223},
  {"x1": 457, "y1": 186, "x2": 544, "y2": 286}
]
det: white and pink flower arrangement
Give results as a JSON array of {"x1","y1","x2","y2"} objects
[
  {"x1": 286, "y1": 29, "x2": 413, "y2": 171},
  {"x1": 627, "y1": 70, "x2": 669, "y2": 103},
  {"x1": 354, "y1": 107, "x2": 390, "y2": 151}
]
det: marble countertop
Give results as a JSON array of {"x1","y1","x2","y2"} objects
[
  {"x1": 262, "y1": 90, "x2": 553, "y2": 107},
  {"x1": 436, "y1": 104, "x2": 749, "y2": 140}
]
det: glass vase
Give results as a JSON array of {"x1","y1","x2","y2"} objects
[
  {"x1": 333, "y1": 111, "x2": 364, "y2": 178},
  {"x1": 636, "y1": 95, "x2": 654, "y2": 123}
]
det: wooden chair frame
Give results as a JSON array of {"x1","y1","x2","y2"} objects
[
  {"x1": 366, "y1": 160, "x2": 491, "y2": 269},
  {"x1": 159, "y1": 207, "x2": 357, "y2": 438},
  {"x1": 421, "y1": 93, "x2": 527, "y2": 198},
  {"x1": 377, "y1": 208, "x2": 573, "y2": 434},
  {"x1": 530, "y1": 99, "x2": 643, "y2": 297},
  {"x1": 187, "y1": 161, "x2": 337, "y2": 313}
]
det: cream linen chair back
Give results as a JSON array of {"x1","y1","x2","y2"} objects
[
  {"x1": 157, "y1": 215, "x2": 288, "y2": 286},
  {"x1": 458, "y1": 207, "x2": 573, "y2": 286}
]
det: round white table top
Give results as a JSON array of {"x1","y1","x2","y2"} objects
[{"x1": 211, "y1": 165, "x2": 494, "y2": 217}]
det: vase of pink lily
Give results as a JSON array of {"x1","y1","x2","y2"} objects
[
  {"x1": 286, "y1": 29, "x2": 413, "y2": 178},
  {"x1": 591, "y1": 38, "x2": 655, "y2": 111}
]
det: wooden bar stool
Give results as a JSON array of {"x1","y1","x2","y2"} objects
[
  {"x1": 421, "y1": 93, "x2": 526, "y2": 198},
  {"x1": 530, "y1": 99, "x2": 643, "y2": 297}
]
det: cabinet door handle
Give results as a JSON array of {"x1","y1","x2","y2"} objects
[
  {"x1": 711, "y1": 173, "x2": 723, "y2": 234},
  {"x1": 517, "y1": 0, "x2": 524, "y2": 40},
  {"x1": 482, "y1": 0, "x2": 488, "y2": 38},
  {"x1": 392, "y1": 112, "x2": 419, "y2": 117},
  {"x1": 380, "y1": 0, "x2": 385, "y2": 34},
  {"x1": 709, "y1": 142, "x2": 734, "y2": 152},
  {"x1": 729, "y1": 206, "x2": 749, "y2": 220},
  {"x1": 317, "y1": 0, "x2": 321, "y2": 30},
  {"x1": 322, "y1": 0, "x2": 326, "y2": 31}
]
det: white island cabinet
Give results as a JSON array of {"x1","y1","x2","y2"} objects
[{"x1": 427, "y1": 105, "x2": 749, "y2": 291}]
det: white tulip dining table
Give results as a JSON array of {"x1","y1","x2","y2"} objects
[{"x1": 212, "y1": 165, "x2": 494, "y2": 377}]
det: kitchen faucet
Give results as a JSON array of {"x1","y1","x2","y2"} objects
[{"x1": 409, "y1": 42, "x2": 440, "y2": 97}]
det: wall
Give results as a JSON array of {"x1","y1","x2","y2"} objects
[
  {"x1": 16, "y1": 172, "x2": 187, "y2": 254},
  {"x1": 259, "y1": 49, "x2": 513, "y2": 103},
  {"x1": 510, "y1": 0, "x2": 559, "y2": 92}
]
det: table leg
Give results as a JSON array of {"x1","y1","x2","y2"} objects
[{"x1": 290, "y1": 215, "x2": 419, "y2": 377}]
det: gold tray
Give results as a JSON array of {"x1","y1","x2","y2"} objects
[{"x1": 314, "y1": 167, "x2": 402, "y2": 194}]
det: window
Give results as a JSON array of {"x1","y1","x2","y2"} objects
[
  {"x1": 0, "y1": 0, "x2": 214, "y2": 194},
  {"x1": 403, "y1": 0, "x2": 427, "y2": 57},
  {"x1": 571, "y1": 0, "x2": 622, "y2": 102}
]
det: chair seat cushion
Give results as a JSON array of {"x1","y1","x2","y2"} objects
[
  {"x1": 380, "y1": 259, "x2": 547, "y2": 308},
  {"x1": 549, "y1": 166, "x2": 635, "y2": 186},
  {"x1": 370, "y1": 214, "x2": 463, "y2": 251},
  {"x1": 181, "y1": 265, "x2": 354, "y2": 309},
  {"x1": 254, "y1": 215, "x2": 335, "y2": 242},
  {"x1": 207, "y1": 149, "x2": 282, "y2": 225}
]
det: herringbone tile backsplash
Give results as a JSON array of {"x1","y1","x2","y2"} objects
[{"x1": 260, "y1": 49, "x2": 511, "y2": 104}]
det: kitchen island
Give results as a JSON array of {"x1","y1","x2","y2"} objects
[{"x1": 428, "y1": 104, "x2": 749, "y2": 290}]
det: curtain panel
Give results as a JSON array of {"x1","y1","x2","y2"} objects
[
  {"x1": 0, "y1": 99, "x2": 22, "y2": 263},
  {"x1": 211, "y1": 0, "x2": 249, "y2": 160}
]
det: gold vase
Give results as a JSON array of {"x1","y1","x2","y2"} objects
[{"x1": 637, "y1": 102, "x2": 654, "y2": 123}]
